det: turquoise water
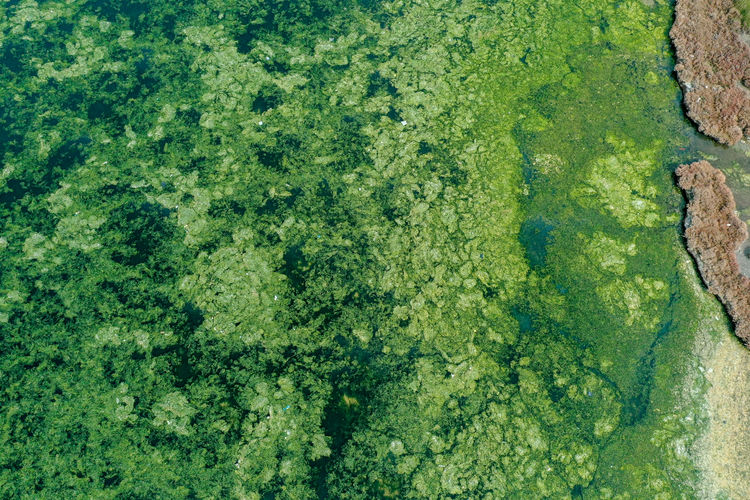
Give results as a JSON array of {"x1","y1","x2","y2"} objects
[{"x1": 0, "y1": 0, "x2": 735, "y2": 497}]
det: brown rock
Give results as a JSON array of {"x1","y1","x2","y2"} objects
[
  {"x1": 671, "y1": 0, "x2": 750, "y2": 145},
  {"x1": 677, "y1": 160, "x2": 750, "y2": 344}
]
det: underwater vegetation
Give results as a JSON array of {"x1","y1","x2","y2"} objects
[
  {"x1": 0, "y1": 0, "x2": 737, "y2": 498},
  {"x1": 735, "y1": 0, "x2": 750, "y2": 28}
]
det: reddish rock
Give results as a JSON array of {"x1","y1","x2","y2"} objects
[
  {"x1": 677, "y1": 160, "x2": 750, "y2": 344},
  {"x1": 671, "y1": 0, "x2": 750, "y2": 145}
]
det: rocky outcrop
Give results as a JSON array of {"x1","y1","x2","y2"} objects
[
  {"x1": 671, "y1": 0, "x2": 750, "y2": 145},
  {"x1": 677, "y1": 160, "x2": 750, "y2": 344}
]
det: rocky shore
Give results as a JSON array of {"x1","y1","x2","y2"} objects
[
  {"x1": 677, "y1": 160, "x2": 750, "y2": 344},
  {"x1": 671, "y1": 0, "x2": 750, "y2": 145}
]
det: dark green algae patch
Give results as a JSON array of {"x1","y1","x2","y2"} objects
[{"x1": 0, "y1": 0, "x2": 731, "y2": 498}]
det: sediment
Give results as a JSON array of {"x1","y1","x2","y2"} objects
[
  {"x1": 671, "y1": 0, "x2": 750, "y2": 145},
  {"x1": 677, "y1": 160, "x2": 750, "y2": 344},
  {"x1": 699, "y1": 333, "x2": 750, "y2": 498}
]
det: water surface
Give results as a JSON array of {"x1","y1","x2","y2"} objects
[{"x1": 0, "y1": 0, "x2": 742, "y2": 498}]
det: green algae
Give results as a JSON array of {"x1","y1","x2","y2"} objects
[
  {"x1": 0, "y1": 0, "x2": 731, "y2": 498},
  {"x1": 736, "y1": 0, "x2": 750, "y2": 28}
]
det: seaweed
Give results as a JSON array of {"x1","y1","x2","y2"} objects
[{"x1": 0, "y1": 0, "x2": 727, "y2": 497}]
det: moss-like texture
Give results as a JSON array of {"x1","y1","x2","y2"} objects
[
  {"x1": 0, "y1": 0, "x2": 727, "y2": 498},
  {"x1": 736, "y1": 0, "x2": 750, "y2": 28}
]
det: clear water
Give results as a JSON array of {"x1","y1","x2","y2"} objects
[{"x1": 0, "y1": 0, "x2": 739, "y2": 498}]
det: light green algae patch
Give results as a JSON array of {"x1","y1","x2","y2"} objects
[
  {"x1": 574, "y1": 138, "x2": 670, "y2": 229},
  {"x1": 0, "y1": 0, "x2": 732, "y2": 498}
]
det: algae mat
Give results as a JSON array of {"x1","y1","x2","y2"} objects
[{"x1": 0, "y1": 0, "x2": 743, "y2": 498}]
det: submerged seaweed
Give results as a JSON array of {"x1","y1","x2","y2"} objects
[{"x1": 0, "y1": 0, "x2": 733, "y2": 498}]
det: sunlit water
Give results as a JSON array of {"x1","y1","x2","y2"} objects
[{"x1": 1, "y1": 0, "x2": 748, "y2": 497}]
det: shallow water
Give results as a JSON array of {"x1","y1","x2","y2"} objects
[{"x1": 0, "y1": 0, "x2": 744, "y2": 498}]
